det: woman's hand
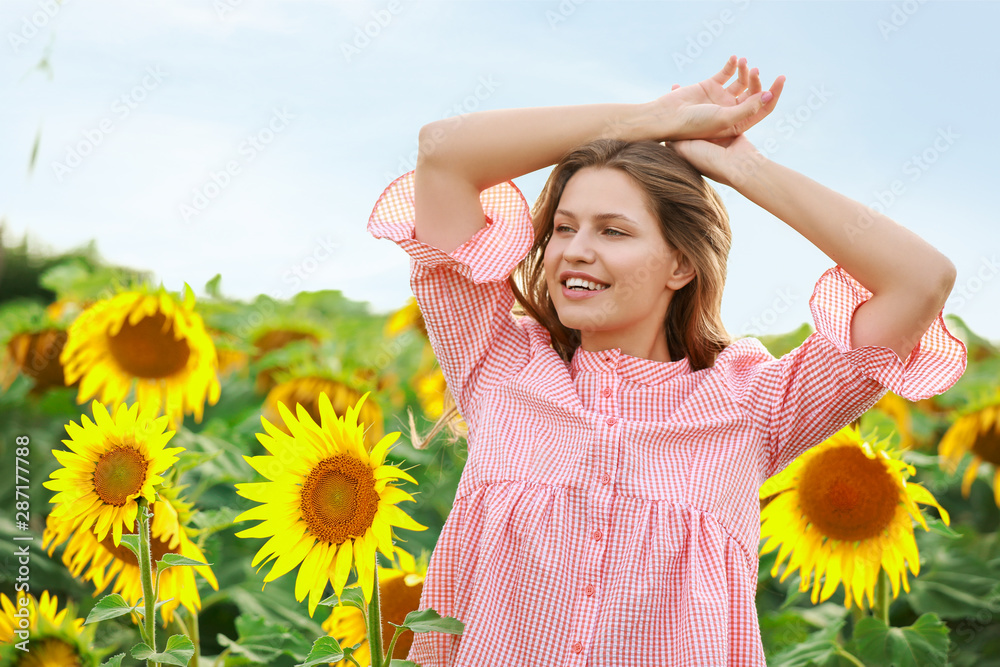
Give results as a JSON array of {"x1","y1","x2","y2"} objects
[
  {"x1": 670, "y1": 133, "x2": 765, "y2": 189},
  {"x1": 649, "y1": 56, "x2": 786, "y2": 142}
]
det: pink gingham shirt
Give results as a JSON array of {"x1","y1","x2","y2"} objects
[{"x1": 367, "y1": 171, "x2": 967, "y2": 666}]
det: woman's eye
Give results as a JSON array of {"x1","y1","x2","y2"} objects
[{"x1": 555, "y1": 225, "x2": 626, "y2": 237}]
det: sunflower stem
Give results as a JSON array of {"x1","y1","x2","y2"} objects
[
  {"x1": 367, "y1": 563, "x2": 384, "y2": 667},
  {"x1": 873, "y1": 567, "x2": 891, "y2": 626},
  {"x1": 137, "y1": 498, "x2": 159, "y2": 667},
  {"x1": 833, "y1": 647, "x2": 867, "y2": 667}
]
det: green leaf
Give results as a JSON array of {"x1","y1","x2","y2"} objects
[
  {"x1": 924, "y1": 516, "x2": 962, "y2": 539},
  {"x1": 205, "y1": 273, "x2": 223, "y2": 298},
  {"x1": 155, "y1": 553, "x2": 212, "y2": 572},
  {"x1": 769, "y1": 618, "x2": 845, "y2": 667},
  {"x1": 85, "y1": 594, "x2": 136, "y2": 624},
  {"x1": 389, "y1": 662, "x2": 422, "y2": 666},
  {"x1": 130, "y1": 634, "x2": 195, "y2": 666},
  {"x1": 397, "y1": 608, "x2": 465, "y2": 636},
  {"x1": 117, "y1": 534, "x2": 141, "y2": 560},
  {"x1": 296, "y1": 636, "x2": 344, "y2": 666},
  {"x1": 216, "y1": 614, "x2": 312, "y2": 663},
  {"x1": 319, "y1": 586, "x2": 366, "y2": 612},
  {"x1": 852, "y1": 613, "x2": 950, "y2": 667},
  {"x1": 100, "y1": 653, "x2": 125, "y2": 667}
]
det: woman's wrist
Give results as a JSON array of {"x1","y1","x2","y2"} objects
[{"x1": 601, "y1": 101, "x2": 678, "y2": 144}]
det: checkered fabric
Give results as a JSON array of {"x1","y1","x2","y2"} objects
[{"x1": 367, "y1": 170, "x2": 967, "y2": 667}]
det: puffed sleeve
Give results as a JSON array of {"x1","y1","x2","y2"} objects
[
  {"x1": 367, "y1": 170, "x2": 535, "y2": 424},
  {"x1": 719, "y1": 265, "x2": 967, "y2": 482}
]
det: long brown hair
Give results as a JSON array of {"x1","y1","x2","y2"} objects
[{"x1": 411, "y1": 139, "x2": 733, "y2": 449}]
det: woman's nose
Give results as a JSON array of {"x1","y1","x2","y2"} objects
[{"x1": 563, "y1": 229, "x2": 596, "y2": 261}]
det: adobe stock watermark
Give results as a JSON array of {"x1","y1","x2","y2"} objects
[
  {"x1": 741, "y1": 288, "x2": 797, "y2": 337},
  {"x1": 845, "y1": 126, "x2": 959, "y2": 243},
  {"x1": 214, "y1": 0, "x2": 245, "y2": 20},
  {"x1": 178, "y1": 107, "x2": 294, "y2": 223},
  {"x1": 231, "y1": 234, "x2": 341, "y2": 340},
  {"x1": 545, "y1": 0, "x2": 587, "y2": 29},
  {"x1": 50, "y1": 66, "x2": 167, "y2": 183},
  {"x1": 340, "y1": 0, "x2": 403, "y2": 63},
  {"x1": 381, "y1": 75, "x2": 501, "y2": 185},
  {"x1": 673, "y1": 0, "x2": 752, "y2": 72},
  {"x1": 8, "y1": 0, "x2": 70, "y2": 54},
  {"x1": 725, "y1": 84, "x2": 833, "y2": 188},
  {"x1": 878, "y1": 0, "x2": 929, "y2": 40}
]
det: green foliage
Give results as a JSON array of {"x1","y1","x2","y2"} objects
[
  {"x1": 131, "y1": 634, "x2": 196, "y2": 666},
  {"x1": 852, "y1": 614, "x2": 950, "y2": 666}
]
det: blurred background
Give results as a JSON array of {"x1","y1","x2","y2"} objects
[{"x1": 2, "y1": 0, "x2": 997, "y2": 337}]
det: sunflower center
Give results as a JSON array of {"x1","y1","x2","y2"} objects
[
  {"x1": 797, "y1": 445, "x2": 899, "y2": 542},
  {"x1": 108, "y1": 312, "x2": 191, "y2": 378},
  {"x1": 300, "y1": 455, "x2": 379, "y2": 544},
  {"x1": 18, "y1": 638, "x2": 82, "y2": 667},
  {"x1": 93, "y1": 447, "x2": 149, "y2": 507},
  {"x1": 972, "y1": 424, "x2": 1000, "y2": 466}
]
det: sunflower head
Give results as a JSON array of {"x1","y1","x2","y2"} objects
[
  {"x1": 43, "y1": 400, "x2": 183, "y2": 547},
  {"x1": 0, "y1": 591, "x2": 99, "y2": 666},
  {"x1": 235, "y1": 390, "x2": 426, "y2": 616},
  {"x1": 42, "y1": 485, "x2": 218, "y2": 626},
  {"x1": 59, "y1": 285, "x2": 221, "y2": 427},
  {"x1": 4, "y1": 329, "x2": 72, "y2": 395},
  {"x1": 760, "y1": 425, "x2": 950, "y2": 609}
]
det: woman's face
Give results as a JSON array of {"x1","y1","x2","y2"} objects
[{"x1": 542, "y1": 166, "x2": 694, "y2": 358}]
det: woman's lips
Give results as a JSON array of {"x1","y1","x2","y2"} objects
[{"x1": 561, "y1": 284, "x2": 609, "y2": 300}]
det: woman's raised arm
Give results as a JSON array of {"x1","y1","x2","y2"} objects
[{"x1": 414, "y1": 55, "x2": 784, "y2": 255}]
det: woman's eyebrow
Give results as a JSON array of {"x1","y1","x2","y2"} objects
[{"x1": 554, "y1": 209, "x2": 639, "y2": 227}]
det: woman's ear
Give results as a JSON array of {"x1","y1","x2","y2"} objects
[{"x1": 666, "y1": 252, "x2": 696, "y2": 291}]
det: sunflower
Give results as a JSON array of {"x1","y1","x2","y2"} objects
[
  {"x1": 42, "y1": 486, "x2": 218, "y2": 626},
  {"x1": 263, "y1": 376, "x2": 384, "y2": 450},
  {"x1": 0, "y1": 591, "x2": 98, "y2": 666},
  {"x1": 235, "y1": 390, "x2": 426, "y2": 616},
  {"x1": 60, "y1": 286, "x2": 221, "y2": 427},
  {"x1": 938, "y1": 399, "x2": 1000, "y2": 506},
  {"x1": 250, "y1": 327, "x2": 320, "y2": 393},
  {"x1": 759, "y1": 426, "x2": 950, "y2": 609},
  {"x1": 43, "y1": 400, "x2": 183, "y2": 547},
  {"x1": 323, "y1": 549, "x2": 427, "y2": 666},
  {"x1": 3, "y1": 329, "x2": 73, "y2": 395}
]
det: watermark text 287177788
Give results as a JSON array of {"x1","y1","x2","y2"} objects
[{"x1": 11, "y1": 436, "x2": 33, "y2": 651}]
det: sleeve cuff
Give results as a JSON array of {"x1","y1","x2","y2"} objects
[
  {"x1": 367, "y1": 170, "x2": 535, "y2": 284},
  {"x1": 809, "y1": 265, "x2": 968, "y2": 401}
]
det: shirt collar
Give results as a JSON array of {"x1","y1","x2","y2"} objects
[{"x1": 569, "y1": 345, "x2": 691, "y2": 386}]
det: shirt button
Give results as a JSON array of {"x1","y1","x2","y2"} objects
[
  {"x1": 601, "y1": 387, "x2": 612, "y2": 397},
  {"x1": 600, "y1": 472, "x2": 611, "y2": 485},
  {"x1": 572, "y1": 642, "x2": 583, "y2": 654},
  {"x1": 606, "y1": 417, "x2": 617, "y2": 426},
  {"x1": 592, "y1": 529, "x2": 603, "y2": 541},
  {"x1": 585, "y1": 584, "x2": 595, "y2": 597}
]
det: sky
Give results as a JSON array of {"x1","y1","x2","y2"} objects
[{"x1": 2, "y1": 0, "x2": 998, "y2": 340}]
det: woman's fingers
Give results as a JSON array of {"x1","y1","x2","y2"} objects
[
  {"x1": 746, "y1": 68, "x2": 761, "y2": 97},
  {"x1": 710, "y1": 55, "x2": 739, "y2": 85},
  {"x1": 725, "y1": 57, "x2": 749, "y2": 98}
]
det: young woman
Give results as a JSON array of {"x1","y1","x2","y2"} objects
[{"x1": 367, "y1": 56, "x2": 966, "y2": 666}]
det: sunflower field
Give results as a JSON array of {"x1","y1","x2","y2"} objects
[{"x1": 1, "y1": 235, "x2": 999, "y2": 667}]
